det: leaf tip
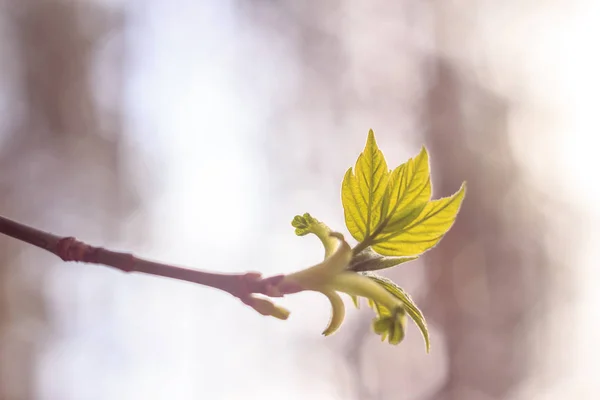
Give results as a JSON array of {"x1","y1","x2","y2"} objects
[
  {"x1": 455, "y1": 181, "x2": 468, "y2": 204},
  {"x1": 366, "y1": 129, "x2": 378, "y2": 149},
  {"x1": 342, "y1": 167, "x2": 353, "y2": 183}
]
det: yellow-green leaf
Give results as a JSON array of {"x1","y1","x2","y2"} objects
[
  {"x1": 363, "y1": 272, "x2": 430, "y2": 352},
  {"x1": 380, "y1": 146, "x2": 431, "y2": 233},
  {"x1": 342, "y1": 129, "x2": 389, "y2": 242},
  {"x1": 373, "y1": 182, "x2": 466, "y2": 257}
]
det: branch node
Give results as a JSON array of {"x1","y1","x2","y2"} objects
[{"x1": 56, "y1": 236, "x2": 89, "y2": 262}]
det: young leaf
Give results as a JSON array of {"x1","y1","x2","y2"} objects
[
  {"x1": 291, "y1": 213, "x2": 338, "y2": 258},
  {"x1": 349, "y1": 247, "x2": 418, "y2": 272},
  {"x1": 362, "y1": 272, "x2": 430, "y2": 352},
  {"x1": 380, "y1": 147, "x2": 431, "y2": 233},
  {"x1": 371, "y1": 309, "x2": 408, "y2": 345},
  {"x1": 372, "y1": 183, "x2": 466, "y2": 257},
  {"x1": 388, "y1": 309, "x2": 408, "y2": 345},
  {"x1": 372, "y1": 317, "x2": 390, "y2": 335},
  {"x1": 364, "y1": 292, "x2": 409, "y2": 345},
  {"x1": 341, "y1": 130, "x2": 389, "y2": 243}
]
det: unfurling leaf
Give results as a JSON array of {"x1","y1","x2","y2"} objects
[
  {"x1": 372, "y1": 317, "x2": 391, "y2": 335},
  {"x1": 341, "y1": 129, "x2": 389, "y2": 242},
  {"x1": 372, "y1": 183, "x2": 466, "y2": 257},
  {"x1": 359, "y1": 282, "x2": 409, "y2": 345},
  {"x1": 388, "y1": 309, "x2": 408, "y2": 345},
  {"x1": 291, "y1": 213, "x2": 338, "y2": 258},
  {"x1": 363, "y1": 272, "x2": 430, "y2": 352},
  {"x1": 371, "y1": 308, "x2": 408, "y2": 345}
]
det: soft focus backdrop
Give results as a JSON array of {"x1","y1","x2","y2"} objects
[{"x1": 1, "y1": 1, "x2": 598, "y2": 399}]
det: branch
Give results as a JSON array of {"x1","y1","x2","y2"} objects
[{"x1": 0, "y1": 214, "x2": 288, "y2": 317}]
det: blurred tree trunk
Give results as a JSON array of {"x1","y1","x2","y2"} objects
[
  {"x1": 0, "y1": 0, "x2": 133, "y2": 398},
  {"x1": 420, "y1": 57, "x2": 551, "y2": 400}
]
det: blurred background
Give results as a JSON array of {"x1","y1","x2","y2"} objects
[{"x1": 0, "y1": 0, "x2": 598, "y2": 399}]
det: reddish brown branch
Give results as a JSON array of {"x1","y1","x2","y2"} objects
[{"x1": 0, "y1": 214, "x2": 286, "y2": 307}]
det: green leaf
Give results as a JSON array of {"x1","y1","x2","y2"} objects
[
  {"x1": 349, "y1": 247, "x2": 418, "y2": 272},
  {"x1": 363, "y1": 272, "x2": 430, "y2": 352},
  {"x1": 341, "y1": 129, "x2": 389, "y2": 243},
  {"x1": 291, "y1": 213, "x2": 338, "y2": 258},
  {"x1": 372, "y1": 183, "x2": 466, "y2": 257},
  {"x1": 380, "y1": 146, "x2": 431, "y2": 233}
]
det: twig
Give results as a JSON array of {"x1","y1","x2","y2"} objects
[{"x1": 0, "y1": 214, "x2": 287, "y2": 312}]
